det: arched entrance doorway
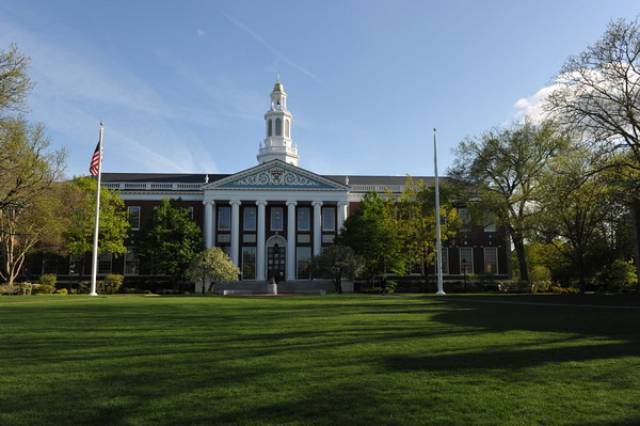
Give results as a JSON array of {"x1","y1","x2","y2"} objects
[{"x1": 266, "y1": 235, "x2": 286, "y2": 283}]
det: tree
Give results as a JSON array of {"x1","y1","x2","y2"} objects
[
  {"x1": 536, "y1": 146, "x2": 619, "y2": 293},
  {"x1": 547, "y1": 18, "x2": 640, "y2": 283},
  {"x1": 0, "y1": 44, "x2": 32, "y2": 114},
  {"x1": 311, "y1": 244, "x2": 363, "y2": 293},
  {"x1": 340, "y1": 192, "x2": 405, "y2": 285},
  {"x1": 61, "y1": 176, "x2": 129, "y2": 274},
  {"x1": 450, "y1": 120, "x2": 568, "y2": 282},
  {"x1": 0, "y1": 119, "x2": 65, "y2": 286},
  {"x1": 187, "y1": 247, "x2": 239, "y2": 294},
  {"x1": 396, "y1": 177, "x2": 460, "y2": 288},
  {"x1": 140, "y1": 198, "x2": 203, "y2": 286}
]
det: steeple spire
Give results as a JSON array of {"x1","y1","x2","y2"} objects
[{"x1": 257, "y1": 80, "x2": 299, "y2": 166}]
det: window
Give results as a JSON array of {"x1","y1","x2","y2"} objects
[
  {"x1": 124, "y1": 248, "x2": 140, "y2": 275},
  {"x1": 98, "y1": 253, "x2": 112, "y2": 274},
  {"x1": 322, "y1": 207, "x2": 335, "y2": 231},
  {"x1": 297, "y1": 207, "x2": 310, "y2": 231},
  {"x1": 285, "y1": 119, "x2": 290, "y2": 137},
  {"x1": 128, "y1": 206, "x2": 141, "y2": 230},
  {"x1": 243, "y1": 207, "x2": 257, "y2": 231},
  {"x1": 296, "y1": 247, "x2": 312, "y2": 279},
  {"x1": 218, "y1": 206, "x2": 231, "y2": 231},
  {"x1": 483, "y1": 213, "x2": 497, "y2": 232},
  {"x1": 241, "y1": 247, "x2": 256, "y2": 280},
  {"x1": 440, "y1": 247, "x2": 449, "y2": 274},
  {"x1": 268, "y1": 119, "x2": 272, "y2": 137},
  {"x1": 460, "y1": 247, "x2": 474, "y2": 274},
  {"x1": 458, "y1": 207, "x2": 471, "y2": 229},
  {"x1": 271, "y1": 207, "x2": 283, "y2": 231},
  {"x1": 275, "y1": 118, "x2": 282, "y2": 136},
  {"x1": 484, "y1": 247, "x2": 498, "y2": 274}
]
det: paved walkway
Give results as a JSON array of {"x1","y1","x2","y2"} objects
[{"x1": 437, "y1": 296, "x2": 640, "y2": 310}]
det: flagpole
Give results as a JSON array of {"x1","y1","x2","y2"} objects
[
  {"x1": 89, "y1": 122, "x2": 104, "y2": 297},
  {"x1": 434, "y1": 128, "x2": 445, "y2": 295}
]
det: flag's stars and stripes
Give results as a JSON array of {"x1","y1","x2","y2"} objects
[{"x1": 89, "y1": 141, "x2": 102, "y2": 177}]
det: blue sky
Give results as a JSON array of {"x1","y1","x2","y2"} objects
[{"x1": 1, "y1": 1, "x2": 638, "y2": 178}]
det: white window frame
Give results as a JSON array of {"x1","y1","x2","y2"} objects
[
  {"x1": 460, "y1": 247, "x2": 474, "y2": 274},
  {"x1": 297, "y1": 207, "x2": 310, "y2": 231},
  {"x1": 483, "y1": 247, "x2": 499, "y2": 274},
  {"x1": 322, "y1": 207, "x2": 336, "y2": 232},
  {"x1": 127, "y1": 206, "x2": 141, "y2": 230},
  {"x1": 217, "y1": 206, "x2": 231, "y2": 231},
  {"x1": 124, "y1": 248, "x2": 140, "y2": 276},
  {"x1": 243, "y1": 207, "x2": 257, "y2": 231},
  {"x1": 270, "y1": 207, "x2": 284, "y2": 231}
]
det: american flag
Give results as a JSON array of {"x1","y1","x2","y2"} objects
[{"x1": 89, "y1": 141, "x2": 102, "y2": 177}]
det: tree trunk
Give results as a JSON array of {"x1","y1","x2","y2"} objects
[
  {"x1": 631, "y1": 199, "x2": 640, "y2": 293},
  {"x1": 511, "y1": 232, "x2": 529, "y2": 283}
]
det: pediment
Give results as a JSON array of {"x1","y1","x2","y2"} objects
[{"x1": 203, "y1": 160, "x2": 348, "y2": 191}]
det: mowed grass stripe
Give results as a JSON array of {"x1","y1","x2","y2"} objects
[{"x1": 0, "y1": 294, "x2": 639, "y2": 425}]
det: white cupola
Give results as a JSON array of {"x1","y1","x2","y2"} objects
[{"x1": 257, "y1": 80, "x2": 299, "y2": 166}]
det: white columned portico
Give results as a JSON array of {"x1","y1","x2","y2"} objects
[
  {"x1": 286, "y1": 201, "x2": 297, "y2": 281},
  {"x1": 203, "y1": 200, "x2": 214, "y2": 248},
  {"x1": 337, "y1": 201, "x2": 348, "y2": 234},
  {"x1": 230, "y1": 200, "x2": 241, "y2": 266},
  {"x1": 256, "y1": 200, "x2": 267, "y2": 281},
  {"x1": 312, "y1": 201, "x2": 323, "y2": 256}
]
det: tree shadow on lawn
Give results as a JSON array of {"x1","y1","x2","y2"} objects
[{"x1": 383, "y1": 296, "x2": 640, "y2": 373}]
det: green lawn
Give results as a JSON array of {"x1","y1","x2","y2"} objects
[{"x1": 1, "y1": 294, "x2": 639, "y2": 425}]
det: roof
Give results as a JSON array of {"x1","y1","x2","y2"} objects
[
  {"x1": 101, "y1": 172, "x2": 443, "y2": 187},
  {"x1": 101, "y1": 173, "x2": 229, "y2": 184}
]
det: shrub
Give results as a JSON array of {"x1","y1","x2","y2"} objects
[
  {"x1": 0, "y1": 284, "x2": 16, "y2": 295},
  {"x1": 550, "y1": 285, "x2": 579, "y2": 295},
  {"x1": 597, "y1": 259, "x2": 638, "y2": 292},
  {"x1": 34, "y1": 284, "x2": 55, "y2": 294},
  {"x1": 39, "y1": 274, "x2": 57, "y2": 287},
  {"x1": 100, "y1": 274, "x2": 124, "y2": 294},
  {"x1": 498, "y1": 280, "x2": 531, "y2": 293},
  {"x1": 54, "y1": 288, "x2": 68, "y2": 295},
  {"x1": 383, "y1": 280, "x2": 397, "y2": 294},
  {"x1": 360, "y1": 286, "x2": 382, "y2": 294},
  {"x1": 531, "y1": 265, "x2": 552, "y2": 293}
]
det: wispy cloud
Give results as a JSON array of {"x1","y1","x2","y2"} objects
[
  {"x1": 0, "y1": 14, "x2": 222, "y2": 175},
  {"x1": 223, "y1": 13, "x2": 321, "y2": 83},
  {"x1": 196, "y1": 29, "x2": 206, "y2": 37}
]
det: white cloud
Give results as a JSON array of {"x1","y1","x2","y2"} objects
[
  {"x1": 196, "y1": 29, "x2": 205, "y2": 37},
  {"x1": 512, "y1": 84, "x2": 557, "y2": 124}
]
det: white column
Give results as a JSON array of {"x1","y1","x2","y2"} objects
[
  {"x1": 312, "y1": 201, "x2": 323, "y2": 256},
  {"x1": 337, "y1": 201, "x2": 348, "y2": 234},
  {"x1": 230, "y1": 200, "x2": 241, "y2": 266},
  {"x1": 211, "y1": 201, "x2": 216, "y2": 246},
  {"x1": 256, "y1": 200, "x2": 267, "y2": 281},
  {"x1": 286, "y1": 201, "x2": 297, "y2": 281},
  {"x1": 203, "y1": 200, "x2": 213, "y2": 248}
]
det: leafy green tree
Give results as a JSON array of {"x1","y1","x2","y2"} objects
[
  {"x1": 311, "y1": 244, "x2": 363, "y2": 293},
  {"x1": 547, "y1": 18, "x2": 640, "y2": 284},
  {"x1": 396, "y1": 177, "x2": 460, "y2": 288},
  {"x1": 61, "y1": 176, "x2": 129, "y2": 274},
  {"x1": 536, "y1": 146, "x2": 619, "y2": 293},
  {"x1": 0, "y1": 118, "x2": 65, "y2": 287},
  {"x1": 450, "y1": 119, "x2": 568, "y2": 283},
  {"x1": 141, "y1": 198, "x2": 203, "y2": 286},
  {"x1": 340, "y1": 192, "x2": 405, "y2": 285},
  {"x1": 188, "y1": 247, "x2": 240, "y2": 294},
  {"x1": 0, "y1": 44, "x2": 32, "y2": 114}
]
